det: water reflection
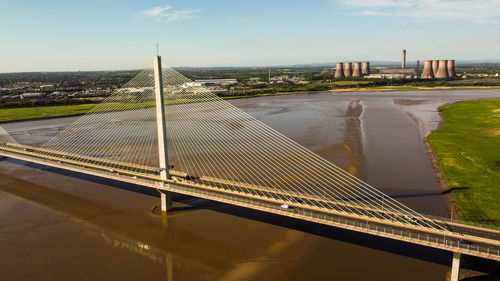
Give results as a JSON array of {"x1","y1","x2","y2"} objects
[{"x1": 83, "y1": 220, "x2": 223, "y2": 281}]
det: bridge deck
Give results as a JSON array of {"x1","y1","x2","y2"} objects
[{"x1": 1, "y1": 145, "x2": 499, "y2": 262}]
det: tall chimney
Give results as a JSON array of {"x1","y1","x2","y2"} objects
[
  {"x1": 402, "y1": 49, "x2": 406, "y2": 69},
  {"x1": 447, "y1": 60, "x2": 455, "y2": 77},
  {"x1": 435, "y1": 60, "x2": 449, "y2": 79},
  {"x1": 352, "y1": 62, "x2": 362, "y2": 77},
  {"x1": 334, "y1": 62, "x2": 345, "y2": 78},
  {"x1": 362, "y1": 62, "x2": 370, "y2": 76},
  {"x1": 416, "y1": 60, "x2": 420, "y2": 73},
  {"x1": 421, "y1": 60, "x2": 434, "y2": 78},
  {"x1": 344, "y1": 62, "x2": 353, "y2": 77},
  {"x1": 432, "y1": 60, "x2": 439, "y2": 75}
]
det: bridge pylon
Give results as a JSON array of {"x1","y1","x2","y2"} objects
[{"x1": 154, "y1": 55, "x2": 172, "y2": 212}]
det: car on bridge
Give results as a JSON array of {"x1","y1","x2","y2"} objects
[{"x1": 404, "y1": 216, "x2": 421, "y2": 225}]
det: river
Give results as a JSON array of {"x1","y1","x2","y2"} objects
[{"x1": 1, "y1": 89, "x2": 499, "y2": 280}]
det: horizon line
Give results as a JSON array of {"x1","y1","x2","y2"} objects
[{"x1": 1, "y1": 59, "x2": 500, "y2": 74}]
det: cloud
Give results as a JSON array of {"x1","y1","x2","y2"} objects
[
  {"x1": 139, "y1": 5, "x2": 202, "y2": 22},
  {"x1": 356, "y1": 9, "x2": 392, "y2": 16},
  {"x1": 336, "y1": 0, "x2": 500, "y2": 24},
  {"x1": 383, "y1": 23, "x2": 425, "y2": 29}
]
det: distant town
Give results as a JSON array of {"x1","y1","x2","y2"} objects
[{"x1": 1, "y1": 62, "x2": 499, "y2": 109}]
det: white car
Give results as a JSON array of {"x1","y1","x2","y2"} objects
[
  {"x1": 404, "y1": 216, "x2": 419, "y2": 224},
  {"x1": 280, "y1": 204, "x2": 290, "y2": 209}
]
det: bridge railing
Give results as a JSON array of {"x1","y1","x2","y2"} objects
[{"x1": 422, "y1": 213, "x2": 500, "y2": 232}]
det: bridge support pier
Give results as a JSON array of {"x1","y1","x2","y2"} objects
[
  {"x1": 451, "y1": 252, "x2": 461, "y2": 281},
  {"x1": 159, "y1": 190, "x2": 172, "y2": 212}
]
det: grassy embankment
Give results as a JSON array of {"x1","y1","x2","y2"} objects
[
  {"x1": 0, "y1": 104, "x2": 97, "y2": 122},
  {"x1": 0, "y1": 98, "x2": 223, "y2": 123},
  {"x1": 429, "y1": 99, "x2": 500, "y2": 227},
  {"x1": 0, "y1": 101, "x2": 157, "y2": 123}
]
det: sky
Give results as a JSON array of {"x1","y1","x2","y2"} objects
[{"x1": 1, "y1": 0, "x2": 499, "y2": 72}]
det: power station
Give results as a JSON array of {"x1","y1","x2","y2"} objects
[
  {"x1": 436, "y1": 60, "x2": 449, "y2": 79},
  {"x1": 334, "y1": 61, "x2": 370, "y2": 78},
  {"x1": 432, "y1": 60, "x2": 439, "y2": 76},
  {"x1": 402, "y1": 50, "x2": 406, "y2": 69},
  {"x1": 362, "y1": 62, "x2": 370, "y2": 76},
  {"x1": 352, "y1": 62, "x2": 362, "y2": 77},
  {"x1": 421, "y1": 60, "x2": 434, "y2": 78},
  {"x1": 334, "y1": 50, "x2": 456, "y2": 80},
  {"x1": 334, "y1": 62, "x2": 345, "y2": 78},
  {"x1": 447, "y1": 60, "x2": 456, "y2": 77},
  {"x1": 344, "y1": 62, "x2": 353, "y2": 77}
]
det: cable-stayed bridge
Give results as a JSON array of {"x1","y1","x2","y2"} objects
[{"x1": 0, "y1": 57, "x2": 499, "y2": 280}]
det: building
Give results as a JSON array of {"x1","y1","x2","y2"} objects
[
  {"x1": 270, "y1": 75, "x2": 302, "y2": 84},
  {"x1": 40, "y1": 84, "x2": 55, "y2": 90},
  {"x1": 194, "y1": 79, "x2": 238, "y2": 87},
  {"x1": 270, "y1": 75, "x2": 288, "y2": 84},
  {"x1": 376, "y1": 68, "x2": 418, "y2": 79},
  {"x1": 49, "y1": 91, "x2": 69, "y2": 97},
  {"x1": 20, "y1": 92, "x2": 45, "y2": 99},
  {"x1": 248, "y1": 77, "x2": 261, "y2": 84}
]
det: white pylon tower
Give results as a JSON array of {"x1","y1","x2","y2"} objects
[{"x1": 154, "y1": 55, "x2": 172, "y2": 212}]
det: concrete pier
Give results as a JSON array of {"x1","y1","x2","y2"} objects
[
  {"x1": 160, "y1": 190, "x2": 173, "y2": 212},
  {"x1": 451, "y1": 252, "x2": 461, "y2": 281}
]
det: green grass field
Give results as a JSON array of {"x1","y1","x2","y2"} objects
[
  {"x1": 0, "y1": 99, "x2": 225, "y2": 123},
  {"x1": 429, "y1": 99, "x2": 500, "y2": 226},
  {"x1": 0, "y1": 104, "x2": 97, "y2": 123}
]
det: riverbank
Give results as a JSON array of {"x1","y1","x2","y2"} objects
[
  {"x1": 2, "y1": 86, "x2": 500, "y2": 123},
  {"x1": 227, "y1": 85, "x2": 500, "y2": 99},
  {"x1": 428, "y1": 99, "x2": 500, "y2": 227},
  {"x1": 329, "y1": 85, "x2": 500, "y2": 92},
  {"x1": 423, "y1": 136, "x2": 462, "y2": 222}
]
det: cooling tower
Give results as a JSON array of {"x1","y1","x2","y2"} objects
[
  {"x1": 447, "y1": 60, "x2": 455, "y2": 77},
  {"x1": 432, "y1": 60, "x2": 439, "y2": 75},
  {"x1": 421, "y1": 60, "x2": 434, "y2": 78},
  {"x1": 435, "y1": 60, "x2": 449, "y2": 79},
  {"x1": 352, "y1": 62, "x2": 362, "y2": 77},
  {"x1": 344, "y1": 62, "x2": 353, "y2": 77},
  {"x1": 362, "y1": 62, "x2": 370, "y2": 76},
  {"x1": 402, "y1": 50, "x2": 406, "y2": 69},
  {"x1": 334, "y1": 62, "x2": 345, "y2": 78}
]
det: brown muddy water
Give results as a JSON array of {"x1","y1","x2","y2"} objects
[{"x1": 1, "y1": 89, "x2": 499, "y2": 281}]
